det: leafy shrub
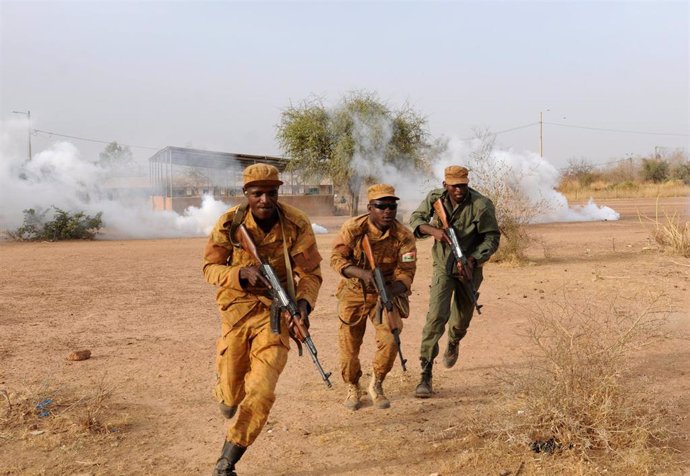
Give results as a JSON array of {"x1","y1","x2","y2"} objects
[
  {"x1": 670, "y1": 161, "x2": 690, "y2": 184},
  {"x1": 10, "y1": 207, "x2": 103, "y2": 241},
  {"x1": 640, "y1": 158, "x2": 670, "y2": 183}
]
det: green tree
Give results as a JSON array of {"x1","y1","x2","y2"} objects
[
  {"x1": 276, "y1": 91, "x2": 433, "y2": 215},
  {"x1": 98, "y1": 141, "x2": 133, "y2": 167}
]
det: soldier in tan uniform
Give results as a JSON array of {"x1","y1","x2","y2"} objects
[
  {"x1": 203, "y1": 164, "x2": 323, "y2": 476},
  {"x1": 331, "y1": 184, "x2": 416, "y2": 410}
]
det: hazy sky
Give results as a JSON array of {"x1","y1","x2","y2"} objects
[{"x1": 1, "y1": 0, "x2": 688, "y2": 169}]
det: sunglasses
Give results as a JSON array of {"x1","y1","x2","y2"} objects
[{"x1": 371, "y1": 202, "x2": 398, "y2": 211}]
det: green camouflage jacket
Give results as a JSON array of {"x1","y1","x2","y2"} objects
[{"x1": 409, "y1": 187, "x2": 500, "y2": 272}]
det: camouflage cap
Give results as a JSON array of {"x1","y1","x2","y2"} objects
[
  {"x1": 367, "y1": 183, "x2": 399, "y2": 201},
  {"x1": 243, "y1": 163, "x2": 283, "y2": 187},
  {"x1": 444, "y1": 165, "x2": 470, "y2": 185}
]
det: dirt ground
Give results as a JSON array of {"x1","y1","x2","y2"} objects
[{"x1": 1, "y1": 197, "x2": 689, "y2": 475}]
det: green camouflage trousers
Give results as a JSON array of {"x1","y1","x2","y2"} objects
[{"x1": 418, "y1": 265, "x2": 483, "y2": 362}]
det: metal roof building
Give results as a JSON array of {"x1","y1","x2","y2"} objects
[
  {"x1": 149, "y1": 146, "x2": 289, "y2": 197},
  {"x1": 148, "y1": 146, "x2": 334, "y2": 215}
]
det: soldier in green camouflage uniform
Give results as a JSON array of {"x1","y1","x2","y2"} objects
[{"x1": 409, "y1": 165, "x2": 500, "y2": 398}]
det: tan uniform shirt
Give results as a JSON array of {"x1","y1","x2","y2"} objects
[
  {"x1": 331, "y1": 214, "x2": 416, "y2": 295},
  {"x1": 203, "y1": 202, "x2": 323, "y2": 329}
]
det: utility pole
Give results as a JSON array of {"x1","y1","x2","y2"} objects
[
  {"x1": 539, "y1": 111, "x2": 544, "y2": 157},
  {"x1": 11, "y1": 109, "x2": 32, "y2": 161}
]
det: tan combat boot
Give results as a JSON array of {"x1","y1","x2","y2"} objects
[
  {"x1": 368, "y1": 375, "x2": 391, "y2": 409},
  {"x1": 343, "y1": 382, "x2": 361, "y2": 410}
]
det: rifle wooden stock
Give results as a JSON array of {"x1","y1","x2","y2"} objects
[
  {"x1": 432, "y1": 199, "x2": 483, "y2": 315},
  {"x1": 235, "y1": 224, "x2": 333, "y2": 388},
  {"x1": 237, "y1": 225, "x2": 263, "y2": 266},
  {"x1": 361, "y1": 234, "x2": 407, "y2": 371}
]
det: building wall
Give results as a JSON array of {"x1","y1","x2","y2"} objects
[{"x1": 280, "y1": 194, "x2": 334, "y2": 215}]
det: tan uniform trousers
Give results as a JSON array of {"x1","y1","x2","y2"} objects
[
  {"x1": 214, "y1": 304, "x2": 289, "y2": 448},
  {"x1": 338, "y1": 287, "x2": 403, "y2": 384}
]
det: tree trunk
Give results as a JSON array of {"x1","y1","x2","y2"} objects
[{"x1": 349, "y1": 190, "x2": 359, "y2": 216}]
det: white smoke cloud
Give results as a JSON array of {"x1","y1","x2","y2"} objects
[
  {"x1": 430, "y1": 137, "x2": 619, "y2": 223},
  {"x1": 345, "y1": 115, "x2": 618, "y2": 223},
  {"x1": 348, "y1": 113, "x2": 436, "y2": 214},
  {"x1": 0, "y1": 123, "x2": 232, "y2": 239},
  {"x1": 1, "y1": 118, "x2": 619, "y2": 241}
]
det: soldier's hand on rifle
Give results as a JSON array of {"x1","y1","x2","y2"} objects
[
  {"x1": 296, "y1": 299, "x2": 311, "y2": 330},
  {"x1": 239, "y1": 265, "x2": 264, "y2": 287},
  {"x1": 388, "y1": 281, "x2": 407, "y2": 298},
  {"x1": 419, "y1": 224, "x2": 450, "y2": 244},
  {"x1": 459, "y1": 256, "x2": 476, "y2": 281},
  {"x1": 344, "y1": 266, "x2": 375, "y2": 287}
]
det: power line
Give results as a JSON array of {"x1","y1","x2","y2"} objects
[
  {"x1": 544, "y1": 121, "x2": 690, "y2": 137},
  {"x1": 30, "y1": 119, "x2": 690, "y2": 157},
  {"x1": 460, "y1": 122, "x2": 539, "y2": 141},
  {"x1": 32, "y1": 128, "x2": 160, "y2": 151},
  {"x1": 495, "y1": 122, "x2": 540, "y2": 135}
]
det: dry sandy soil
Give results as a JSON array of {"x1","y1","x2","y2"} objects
[{"x1": 1, "y1": 197, "x2": 689, "y2": 475}]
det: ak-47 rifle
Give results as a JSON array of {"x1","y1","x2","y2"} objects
[
  {"x1": 361, "y1": 234, "x2": 407, "y2": 371},
  {"x1": 236, "y1": 224, "x2": 333, "y2": 388},
  {"x1": 432, "y1": 199, "x2": 483, "y2": 315}
]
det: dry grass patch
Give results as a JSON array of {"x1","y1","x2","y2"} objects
[
  {"x1": 439, "y1": 293, "x2": 680, "y2": 475},
  {"x1": 0, "y1": 379, "x2": 127, "y2": 442},
  {"x1": 560, "y1": 182, "x2": 690, "y2": 201},
  {"x1": 640, "y1": 201, "x2": 690, "y2": 258}
]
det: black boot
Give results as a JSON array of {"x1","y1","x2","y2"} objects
[
  {"x1": 414, "y1": 359, "x2": 433, "y2": 398},
  {"x1": 443, "y1": 340, "x2": 459, "y2": 369},
  {"x1": 212, "y1": 440, "x2": 246, "y2": 476}
]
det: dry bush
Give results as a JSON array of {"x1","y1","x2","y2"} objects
[
  {"x1": 557, "y1": 178, "x2": 582, "y2": 196},
  {"x1": 484, "y1": 294, "x2": 676, "y2": 473},
  {"x1": 493, "y1": 215, "x2": 530, "y2": 264},
  {"x1": 602, "y1": 160, "x2": 638, "y2": 183},
  {"x1": 640, "y1": 201, "x2": 690, "y2": 258},
  {"x1": 0, "y1": 380, "x2": 125, "y2": 439},
  {"x1": 435, "y1": 293, "x2": 679, "y2": 475},
  {"x1": 588, "y1": 179, "x2": 610, "y2": 192},
  {"x1": 467, "y1": 131, "x2": 551, "y2": 265}
]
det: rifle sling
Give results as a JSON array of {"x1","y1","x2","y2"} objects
[
  {"x1": 228, "y1": 203, "x2": 249, "y2": 249},
  {"x1": 277, "y1": 207, "x2": 296, "y2": 300},
  {"x1": 277, "y1": 207, "x2": 305, "y2": 352}
]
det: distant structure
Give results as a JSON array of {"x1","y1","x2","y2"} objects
[{"x1": 148, "y1": 146, "x2": 334, "y2": 215}]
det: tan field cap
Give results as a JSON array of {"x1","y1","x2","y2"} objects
[
  {"x1": 367, "y1": 183, "x2": 399, "y2": 201},
  {"x1": 444, "y1": 165, "x2": 470, "y2": 185},
  {"x1": 243, "y1": 163, "x2": 284, "y2": 187}
]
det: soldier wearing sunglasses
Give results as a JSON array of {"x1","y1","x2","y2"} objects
[
  {"x1": 409, "y1": 166, "x2": 500, "y2": 398},
  {"x1": 331, "y1": 184, "x2": 417, "y2": 410}
]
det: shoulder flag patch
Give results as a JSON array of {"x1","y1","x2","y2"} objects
[{"x1": 401, "y1": 251, "x2": 416, "y2": 262}]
